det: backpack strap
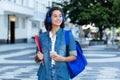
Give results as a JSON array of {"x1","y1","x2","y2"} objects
[
  {"x1": 65, "y1": 30, "x2": 70, "y2": 45},
  {"x1": 65, "y1": 30, "x2": 71, "y2": 56}
]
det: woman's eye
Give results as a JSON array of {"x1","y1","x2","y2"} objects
[
  {"x1": 53, "y1": 15, "x2": 62, "y2": 18},
  {"x1": 54, "y1": 15, "x2": 57, "y2": 17}
]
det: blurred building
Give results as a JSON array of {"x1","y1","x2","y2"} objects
[
  {"x1": 0, "y1": 0, "x2": 85, "y2": 45},
  {"x1": 0, "y1": 0, "x2": 55, "y2": 44}
]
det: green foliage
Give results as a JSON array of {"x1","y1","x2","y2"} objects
[
  {"x1": 62, "y1": 0, "x2": 120, "y2": 40},
  {"x1": 112, "y1": 0, "x2": 120, "y2": 27},
  {"x1": 113, "y1": 0, "x2": 120, "y2": 13},
  {"x1": 118, "y1": 27, "x2": 120, "y2": 33},
  {"x1": 63, "y1": 0, "x2": 113, "y2": 26},
  {"x1": 118, "y1": 38, "x2": 120, "y2": 44}
]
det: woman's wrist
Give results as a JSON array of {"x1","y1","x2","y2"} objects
[
  {"x1": 62, "y1": 55, "x2": 76, "y2": 62},
  {"x1": 62, "y1": 57, "x2": 66, "y2": 62}
]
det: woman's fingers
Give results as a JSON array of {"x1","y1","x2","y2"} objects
[
  {"x1": 37, "y1": 51, "x2": 42, "y2": 54},
  {"x1": 50, "y1": 53, "x2": 65, "y2": 62},
  {"x1": 37, "y1": 52, "x2": 43, "y2": 60},
  {"x1": 50, "y1": 53, "x2": 57, "y2": 58}
]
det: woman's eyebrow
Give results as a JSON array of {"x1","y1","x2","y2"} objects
[{"x1": 52, "y1": 14, "x2": 61, "y2": 16}]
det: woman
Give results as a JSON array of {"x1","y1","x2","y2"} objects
[{"x1": 36, "y1": 6, "x2": 77, "y2": 80}]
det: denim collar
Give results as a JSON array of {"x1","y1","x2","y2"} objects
[
  {"x1": 56, "y1": 28, "x2": 63, "y2": 36},
  {"x1": 47, "y1": 28, "x2": 63, "y2": 37}
]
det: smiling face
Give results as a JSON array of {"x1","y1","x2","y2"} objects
[{"x1": 51, "y1": 10, "x2": 63, "y2": 28}]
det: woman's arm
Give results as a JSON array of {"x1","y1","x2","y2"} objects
[
  {"x1": 50, "y1": 53, "x2": 76, "y2": 62},
  {"x1": 50, "y1": 30, "x2": 77, "y2": 62},
  {"x1": 63, "y1": 55, "x2": 76, "y2": 62}
]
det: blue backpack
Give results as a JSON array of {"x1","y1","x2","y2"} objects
[{"x1": 65, "y1": 30, "x2": 87, "y2": 79}]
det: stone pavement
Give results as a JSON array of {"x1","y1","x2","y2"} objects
[
  {"x1": 0, "y1": 43, "x2": 38, "y2": 80},
  {"x1": 73, "y1": 45, "x2": 120, "y2": 80},
  {"x1": 0, "y1": 43, "x2": 120, "y2": 80}
]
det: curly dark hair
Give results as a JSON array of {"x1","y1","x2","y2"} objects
[{"x1": 44, "y1": 7, "x2": 65, "y2": 31}]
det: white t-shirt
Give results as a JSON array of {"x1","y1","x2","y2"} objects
[{"x1": 49, "y1": 31, "x2": 56, "y2": 65}]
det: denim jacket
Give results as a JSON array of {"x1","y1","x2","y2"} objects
[{"x1": 37, "y1": 28, "x2": 77, "y2": 80}]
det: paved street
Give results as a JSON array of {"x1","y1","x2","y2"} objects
[
  {"x1": 0, "y1": 43, "x2": 38, "y2": 80},
  {"x1": 73, "y1": 45, "x2": 120, "y2": 80},
  {"x1": 0, "y1": 43, "x2": 120, "y2": 80}
]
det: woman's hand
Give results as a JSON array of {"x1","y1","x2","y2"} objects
[
  {"x1": 36, "y1": 51, "x2": 44, "y2": 64},
  {"x1": 50, "y1": 52, "x2": 76, "y2": 62},
  {"x1": 37, "y1": 51, "x2": 43, "y2": 60},
  {"x1": 50, "y1": 51, "x2": 76, "y2": 62},
  {"x1": 50, "y1": 52, "x2": 65, "y2": 62}
]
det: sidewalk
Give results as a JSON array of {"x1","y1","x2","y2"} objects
[
  {"x1": 106, "y1": 44, "x2": 118, "y2": 49},
  {"x1": 0, "y1": 43, "x2": 120, "y2": 80},
  {"x1": 0, "y1": 43, "x2": 36, "y2": 52},
  {"x1": 72, "y1": 44, "x2": 120, "y2": 80}
]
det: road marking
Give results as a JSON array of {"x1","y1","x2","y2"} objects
[{"x1": 88, "y1": 57, "x2": 120, "y2": 63}]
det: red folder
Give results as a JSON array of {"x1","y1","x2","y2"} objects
[
  {"x1": 34, "y1": 35, "x2": 44, "y2": 64},
  {"x1": 34, "y1": 35, "x2": 42, "y2": 52}
]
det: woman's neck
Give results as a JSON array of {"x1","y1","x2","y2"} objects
[{"x1": 51, "y1": 26, "x2": 60, "y2": 35}]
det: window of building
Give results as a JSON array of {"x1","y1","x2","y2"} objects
[
  {"x1": 7, "y1": 0, "x2": 16, "y2": 3},
  {"x1": 13, "y1": 0, "x2": 16, "y2": 3},
  {"x1": 15, "y1": 17, "x2": 19, "y2": 28},
  {"x1": 23, "y1": 0, "x2": 28, "y2": 7},
  {"x1": 28, "y1": 0, "x2": 34, "y2": 8},
  {"x1": 22, "y1": 18, "x2": 25, "y2": 28},
  {"x1": 21, "y1": 0, "x2": 23, "y2": 5},
  {"x1": 32, "y1": 21, "x2": 39, "y2": 28}
]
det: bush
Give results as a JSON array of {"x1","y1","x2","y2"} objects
[{"x1": 91, "y1": 39, "x2": 105, "y2": 42}]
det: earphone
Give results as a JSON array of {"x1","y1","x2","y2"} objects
[{"x1": 47, "y1": 9, "x2": 65, "y2": 23}]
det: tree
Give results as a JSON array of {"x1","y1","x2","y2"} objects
[
  {"x1": 62, "y1": 0, "x2": 119, "y2": 40},
  {"x1": 112, "y1": 0, "x2": 120, "y2": 28},
  {"x1": 62, "y1": 0, "x2": 91, "y2": 25},
  {"x1": 90, "y1": 2, "x2": 112, "y2": 40}
]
